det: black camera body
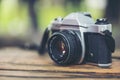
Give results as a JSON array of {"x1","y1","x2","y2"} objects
[{"x1": 39, "y1": 12, "x2": 115, "y2": 67}]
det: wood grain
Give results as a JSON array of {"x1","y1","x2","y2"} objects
[{"x1": 0, "y1": 47, "x2": 120, "y2": 80}]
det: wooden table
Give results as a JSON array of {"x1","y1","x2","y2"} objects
[{"x1": 0, "y1": 47, "x2": 120, "y2": 80}]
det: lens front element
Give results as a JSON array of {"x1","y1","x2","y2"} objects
[{"x1": 57, "y1": 41, "x2": 66, "y2": 56}]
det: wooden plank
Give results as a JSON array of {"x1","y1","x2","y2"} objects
[
  {"x1": 0, "y1": 77, "x2": 120, "y2": 80},
  {"x1": 0, "y1": 67, "x2": 120, "y2": 78},
  {"x1": 0, "y1": 47, "x2": 120, "y2": 80}
]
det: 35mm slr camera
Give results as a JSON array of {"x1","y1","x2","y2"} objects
[{"x1": 39, "y1": 12, "x2": 115, "y2": 67}]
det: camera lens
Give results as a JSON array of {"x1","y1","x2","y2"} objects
[{"x1": 48, "y1": 30, "x2": 82, "y2": 65}]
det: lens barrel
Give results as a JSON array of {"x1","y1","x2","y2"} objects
[{"x1": 48, "y1": 30, "x2": 82, "y2": 65}]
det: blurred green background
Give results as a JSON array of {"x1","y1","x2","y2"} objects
[{"x1": 0, "y1": 0, "x2": 120, "y2": 48}]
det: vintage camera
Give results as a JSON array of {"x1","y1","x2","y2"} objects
[{"x1": 39, "y1": 12, "x2": 115, "y2": 67}]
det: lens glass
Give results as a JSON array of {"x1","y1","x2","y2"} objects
[
  {"x1": 57, "y1": 40, "x2": 66, "y2": 56},
  {"x1": 50, "y1": 35, "x2": 68, "y2": 62}
]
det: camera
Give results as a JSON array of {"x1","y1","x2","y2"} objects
[{"x1": 39, "y1": 12, "x2": 115, "y2": 67}]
